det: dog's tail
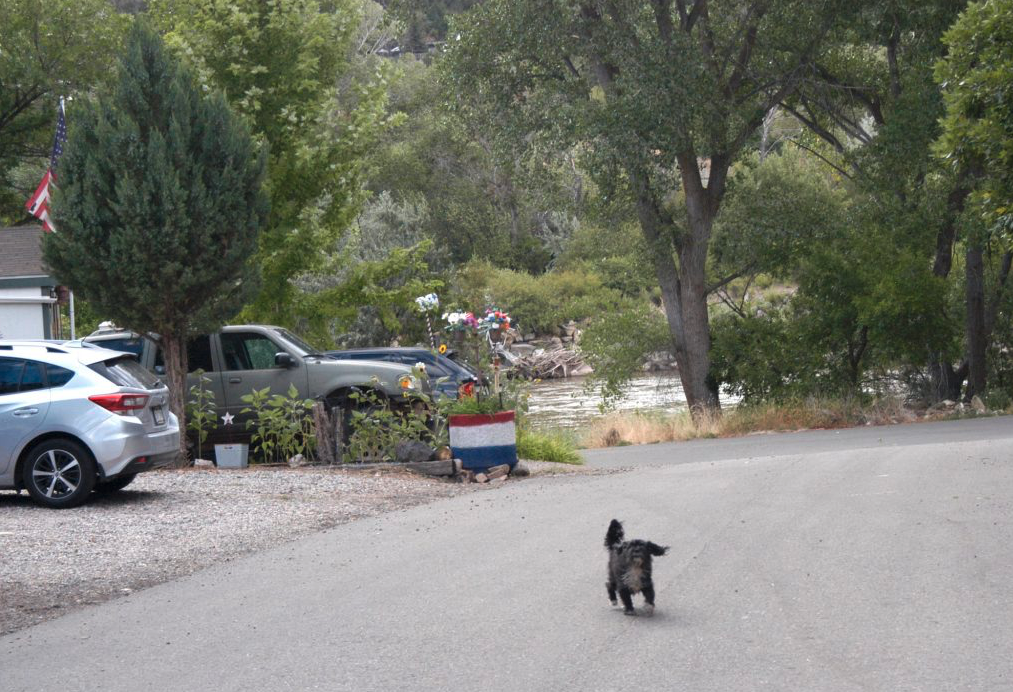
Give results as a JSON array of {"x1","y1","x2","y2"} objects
[{"x1": 605, "y1": 519, "x2": 624, "y2": 549}]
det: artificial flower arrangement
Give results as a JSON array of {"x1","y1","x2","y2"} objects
[
  {"x1": 443, "y1": 310, "x2": 479, "y2": 332},
  {"x1": 479, "y1": 307, "x2": 511, "y2": 332},
  {"x1": 415, "y1": 293, "x2": 440, "y2": 313}
]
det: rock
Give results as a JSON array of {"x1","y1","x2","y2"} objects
[
  {"x1": 524, "y1": 333, "x2": 536, "y2": 342},
  {"x1": 474, "y1": 473, "x2": 489, "y2": 483},
  {"x1": 511, "y1": 462, "x2": 530, "y2": 477},
  {"x1": 288, "y1": 454, "x2": 306, "y2": 468},
  {"x1": 549, "y1": 336, "x2": 564, "y2": 350},
  {"x1": 510, "y1": 343, "x2": 537, "y2": 357},
  {"x1": 571, "y1": 364, "x2": 594, "y2": 377},
  {"x1": 971, "y1": 395, "x2": 987, "y2": 413},
  {"x1": 458, "y1": 469, "x2": 475, "y2": 483},
  {"x1": 433, "y1": 446, "x2": 453, "y2": 461},
  {"x1": 193, "y1": 458, "x2": 214, "y2": 469},
  {"x1": 490, "y1": 476, "x2": 507, "y2": 483},
  {"x1": 486, "y1": 464, "x2": 510, "y2": 480},
  {"x1": 395, "y1": 440, "x2": 435, "y2": 464}
]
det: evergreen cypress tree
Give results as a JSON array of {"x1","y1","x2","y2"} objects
[{"x1": 43, "y1": 21, "x2": 268, "y2": 461}]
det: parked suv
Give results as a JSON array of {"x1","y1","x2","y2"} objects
[
  {"x1": 326, "y1": 347, "x2": 478, "y2": 399},
  {"x1": 0, "y1": 341, "x2": 180, "y2": 508},
  {"x1": 84, "y1": 324, "x2": 430, "y2": 444}
]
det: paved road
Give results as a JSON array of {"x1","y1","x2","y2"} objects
[{"x1": 3, "y1": 417, "x2": 1012, "y2": 691}]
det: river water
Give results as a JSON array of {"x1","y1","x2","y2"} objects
[{"x1": 523, "y1": 373, "x2": 683, "y2": 431}]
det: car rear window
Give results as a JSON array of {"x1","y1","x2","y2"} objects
[
  {"x1": 20, "y1": 361, "x2": 45, "y2": 392},
  {"x1": 90, "y1": 356, "x2": 162, "y2": 390},
  {"x1": 46, "y1": 364, "x2": 75, "y2": 387}
]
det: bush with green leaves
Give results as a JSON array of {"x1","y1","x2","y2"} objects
[
  {"x1": 345, "y1": 387, "x2": 433, "y2": 462},
  {"x1": 578, "y1": 301, "x2": 672, "y2": 410},
  {"x1": 240, "y1": 385, "x2": 316, "y2": 464},
  {"x1": 185, "y1": 369, "x2": 218, "y2": 461},
  {"x1": 449, "y1": 260, "x2": 627, "y2": 335}
]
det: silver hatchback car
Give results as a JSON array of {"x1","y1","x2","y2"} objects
[{"x1": 0, "y1": 341, "x2": 180, "y2": 508}]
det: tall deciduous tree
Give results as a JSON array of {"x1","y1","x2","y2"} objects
[
  {"x1": 441, "y1": 0, "x2": 843, "y2": 413},
  {"x1": 42, "y1": 21, "x2": 268, "y2": 459},
  {"x1": 0, "y1": 0, "x2": 128, "y2": 221},
  {"x1": 151, "y1": 0, "x2": 398, "y2": 330},
  {"x1": 936, "y1": 0, "x2": 1013, "y2": 399}
]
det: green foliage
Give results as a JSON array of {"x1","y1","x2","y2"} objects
[
  {"x1": 579, "y1": 302, "x2": 671, "y2": 410},
  {"x1": 240, "y1": 384, "x2": 317, "y2": 464},
  {"x1": 0, "y1": 0, "x2": 128, "y2": 222},
  {"x1": 152, "y1": 0, "x2": 403, "y2": 330},
  {"x1": 41, "y1": 21, "x2": 268, "y2": 447},
  {"x1": 186, "y1": 369, "x2": 218, "y2": 460},
  {"x1": 516, "y1": 427, "x2": 581, "y2": 465},
  {"x1": 345, "y1": 387, "x2": 432, "y2": 462},
  {"x1": 450, "y1": 260, "x2": 626, "y2": 335},
  {"x1": 936, "y1": 0, "x2": 1013, "y2": 232},
  {"x1": 42, "y1": 21, "x2": 267, "y2": 338},
  {"x1": 711, "y1": 151, "x2": 848, "y2": 281}
]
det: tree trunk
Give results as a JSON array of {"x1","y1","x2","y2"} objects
[
  {"x1": 965, "y1": 240, "x2": 987, "y2": 400},
  {"x1": 161, "y1": 331, "x2": 189, "y2": 465},
  {"x1": 628, "y1": 159, "x2": 721, "y2": 416},
  {"x1": 927, "y1": 184, "x2": 969, "y2": 402}
]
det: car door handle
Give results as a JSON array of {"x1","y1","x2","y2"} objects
[
  {"x1": 229, "y1": 377, "x2": 242, "y2": 384},
  {"x1": 13, "y1": 408, "x2": 39, "y2": 417}
]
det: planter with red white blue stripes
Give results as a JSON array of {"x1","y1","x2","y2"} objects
[{"x1": 448, "y1": 411, "x2": 518, "y2": 472}]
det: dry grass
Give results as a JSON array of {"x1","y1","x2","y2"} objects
[{"x1": 578, "y1": 396, "x2": 961, "y2": 449}]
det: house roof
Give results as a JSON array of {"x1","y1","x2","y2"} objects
[{"x1": 0, "y1": 225, "x2": 50, "y2": 279}]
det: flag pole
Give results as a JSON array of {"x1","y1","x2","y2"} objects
[{"x1": 69, "y1": 290, "x2": 76, "y2": 339}]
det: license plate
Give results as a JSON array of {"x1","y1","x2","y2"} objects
[{"x1": 152, "y1": 406, "x2": 165, "y2": 426}]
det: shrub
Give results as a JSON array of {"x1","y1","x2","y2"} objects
[{"x1": 516, "y1": 427, "x2": 581, "y2": 464}]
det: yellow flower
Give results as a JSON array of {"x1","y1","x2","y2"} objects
[{"x1": 438, "y1": 343, "x2": 448, "y2": 354}]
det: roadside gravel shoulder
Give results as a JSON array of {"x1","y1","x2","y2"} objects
[{"x1": 0, "y1": 461, "x2": 611, "y2": 636}]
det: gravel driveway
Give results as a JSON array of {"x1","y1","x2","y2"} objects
[
  {"x1": 0, "y1": 466, "x2": 482, "y2": 636},
  {"x1": 0, "y1": 461, "x2": 594, "y2": 637}
]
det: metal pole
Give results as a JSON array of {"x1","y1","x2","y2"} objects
[{"x1": 69, "y1": 290, "x2": 76, "y2": 339}]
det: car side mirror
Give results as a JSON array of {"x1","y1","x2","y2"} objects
[{"x1": 275, "y1": 352, "x2": 294, "y2": 368}]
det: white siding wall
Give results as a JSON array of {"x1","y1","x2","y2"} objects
[{"x1": 0, "y1": 287, "x2": 48, "y2": 339}]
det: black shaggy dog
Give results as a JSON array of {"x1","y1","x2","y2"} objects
[{"x1": 605, "y1": 519, "x2": 668, "y2": 616}]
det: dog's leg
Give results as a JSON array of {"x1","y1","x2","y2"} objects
[
  {"x1": 642, "y1": 583, "x2": 656, "y2": 617},
  {"x1": 606, "y1": 580, "x2": 618, "y2": 606},
  {"x1": 618, "y1": 588, "x2": 636, "y2": 615}
]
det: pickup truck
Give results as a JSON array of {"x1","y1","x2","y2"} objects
[{"x1": 84, "y1": 324, "x2": 429, "y2": 443}]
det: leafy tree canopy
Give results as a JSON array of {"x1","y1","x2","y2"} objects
[
  {"x1": 0, "y1": 0, "x2": 128, "y2": 221},
  {"x1": 151, "y1": 0, "x2": 402, "y2": 328}
]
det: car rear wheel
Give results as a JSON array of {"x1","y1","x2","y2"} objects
[
  {"x1": 95, "y1": 474, "x2": 137, "y2": 494},
  {"x1": 22, "y1": 439, "x2": 97, "y2": 509}
]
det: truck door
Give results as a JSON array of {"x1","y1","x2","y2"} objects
[{"x1": 217, "y1": 331, "x2": 303, "y2": 430}]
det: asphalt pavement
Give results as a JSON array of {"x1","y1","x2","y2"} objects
[{"x1": 2, "y1": 416, "x2": 1012, "y2": 691}]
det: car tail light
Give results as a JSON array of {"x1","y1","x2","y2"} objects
[
  {"x1": 89, "y1": 393, "x2": 150, "y2": 415},
  {"x1": 459, "y1": 381, "x2": 475, "y2": 398},
  {"x1": 398, "y1": 374, "x2": 417, "y2": 390}
]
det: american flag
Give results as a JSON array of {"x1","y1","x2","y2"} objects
[{"x1": 25, "y1": 98, "x2": 68, "y2": 233}]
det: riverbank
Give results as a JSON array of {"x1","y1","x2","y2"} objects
[{"x1": 577, "y1": 396, "x2": 1010, "y2": 448}]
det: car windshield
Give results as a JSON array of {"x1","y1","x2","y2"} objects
[{"x1": 273, "y1": 328, "x2": 319, "y2": 356}]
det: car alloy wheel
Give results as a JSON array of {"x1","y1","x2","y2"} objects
[{"x1": 22, "y1": 439, "x2": 97, "y2": 509}]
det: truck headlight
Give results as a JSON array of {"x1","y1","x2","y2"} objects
[{"x1": 398, "y1": 374, "x2": 417, "y2": 390}]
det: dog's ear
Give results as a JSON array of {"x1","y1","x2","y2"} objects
[
  {"x1": 647, "y1": 542, "x2": 669, "y2": 557},
  {"x1": 605, "y1": 519, "x2": 625, "y2": 548}
]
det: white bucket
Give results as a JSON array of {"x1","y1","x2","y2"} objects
[{"x1": 214, "y1": 444, "x2": 249, "y2": 469}]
